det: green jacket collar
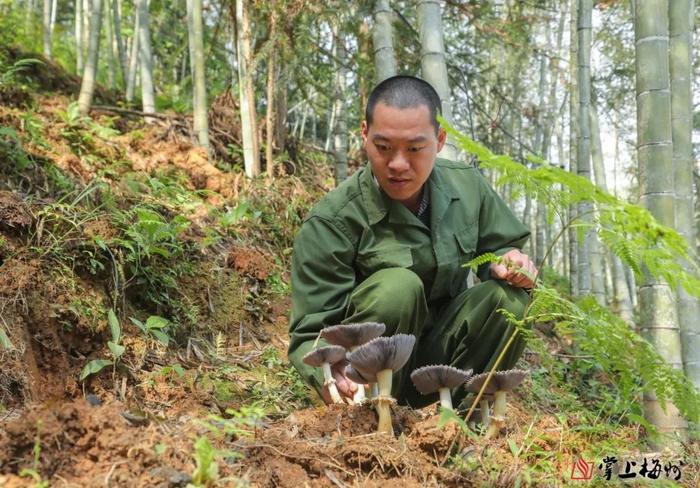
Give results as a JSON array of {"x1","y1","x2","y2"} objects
[{"x1": 359, "y1": 158, "x2": 460, "y2": 226}]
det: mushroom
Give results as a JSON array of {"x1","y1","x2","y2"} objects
[
  {"x1": 410, "y1": 365, "x2": 473, "y2": 410},
  {"x1": 347, "y1": 334, "x2": 416, "y2": 435},
  {"x1": 320, "y1": 322, "x2": 386, "y2": 402},
  {"x1": 303, "y1": 345, "x2": 348, "y2": 404},
  {"x1": 464, "y1": 368, "x2": 529, "y2": 438}
]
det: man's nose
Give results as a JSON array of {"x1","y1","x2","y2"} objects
[{"x1": 387, "y1": 151, "x2": 409, "y2": 172}]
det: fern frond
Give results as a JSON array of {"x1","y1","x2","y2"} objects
[{"x1": 464, "y1": 252, "x2": 500, "y2": 273}]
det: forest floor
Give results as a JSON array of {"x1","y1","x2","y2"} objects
[{"x1": 0, "y1": 52, "x2": 699, "y2": 487}]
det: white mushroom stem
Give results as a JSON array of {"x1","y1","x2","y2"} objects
[
  {"x1": 480, "y1": 399, "x2": 491, "y2": 427},
  {"x1": 322, "y1": 362, "x2": 343, "y2": 404},
  {"x1": 353, "y1": 384, "x2": 366, "y2": 403},
  {"x1": 485, "y1": 390, "x2": 507, "y2": 438},
  {"x1": 374, "y1": 369, "x2": 395, "y2": 435},
  {"x1": 438, "y1": 388, "x2": 453, "y2": 410}
]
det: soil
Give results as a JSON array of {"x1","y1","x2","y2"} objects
[{"x1": 0, "y1": 398, "x2": 470, "y2": 487}]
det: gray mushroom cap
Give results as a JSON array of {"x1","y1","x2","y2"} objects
[
  {"x1": 464, "y1": 369, "x2": 529, "y2": 394},
  {"x1": 320, "y1": 322, "x2": 386, "y2": 349},
  {"x1": 344, "y1": 364, "x2": 376, "y2": 384},
  {"x1": 347, "y1": 334, "x2": 416, "y2": 376},
  {"x1": 302, "y1": 345, "x2": 347, "y2": 367},
  {"x1": 411, "y1": 365, "x2": 473, "y2": 395}
]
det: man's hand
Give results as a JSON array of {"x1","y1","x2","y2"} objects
[
  {"x1": 320, "y1": 362, "x2": 358, "y2": 404},
  {"x1": 489, "y1": 249, "x2": 538, "y2": 289}
]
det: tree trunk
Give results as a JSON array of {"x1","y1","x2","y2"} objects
[
  {"x1": 634, "y1": 0, "x2": 687, "y2": 444},
  {"x1": 75, "y1": 0, "x2": 83, "y2": 72},
  {"x1": 77, "y1": 0, "x2": 103, "y2": 115},
  {"x1": 333, "y1": 24, "x2": 349, "y2": 184},
  {"x1": 137, "y1": 0, "x2": 155, "y2": 119},
  {"x1": 112, "y1": 0, "x2": 127, "y2": 84},
  {"x1": 126, "y1": 6, "x2": 139, "y2": 103},
  {"x1": 576, "y1": 0, "x2": 593, "y2": 298},
  {"x1": 669, "y1": 0, "x2": 700, "y2": 393},
  {"x1": 417, "y1": 0, "x2": 458, "y2": 160},
  {"x1": 188, "y1": 0, "x2": 209, "y2": 150},
  {"x1": 265, "y1": 4, "x2": 277, "y2": 178},
  {"x1": 591, "y1": 104, "x2": 634, "y2": 320},
  {"x1": 49, "y1": 0, "x2": 57, "y2": 45},
  {"x1": 568, "y1": 0, "x2": 579, "y2": 298},
  {"x1": 236, "y1": 0, "x2": 259, "y2": 178},
  {"x1": 43, "y1": 0, "x2": 51, "y2": 58},
  {"x1": 186, "y1": 0, "x2": 198, "y2": 133},
  {"x1": 372, "y1": 0, "x2": 396, "y2": 83},
  {"x1": 105, "y1": 0, "x2": 116, "y2": 89},
  {"x1": 274, "y1": 64, "x2": 287, "y2": 154},
  {"x1": 26, "y1": 0, "x2": 35, "y2": 37},
  {"x1": 83, "y1": 0, "x2": 91, "y2": 57}
]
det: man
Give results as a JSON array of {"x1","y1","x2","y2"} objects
[{"x1": 288, "y1": 75, "x2": 536, "y2": 408}]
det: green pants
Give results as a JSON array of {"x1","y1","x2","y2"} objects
[{"x1": 342, "y1": 267, "x2": 530, "y2": 408}]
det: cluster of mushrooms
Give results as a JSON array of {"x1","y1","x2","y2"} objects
[{"x1": 303, "y1": 322, "x2": 528, "y2": 438}]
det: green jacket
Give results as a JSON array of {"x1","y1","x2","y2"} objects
[{"x1": 288, "y1": 158, "x2": 530, "y2": 390}]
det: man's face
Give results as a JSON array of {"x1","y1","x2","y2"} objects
[{"x1": 361, "y1": 102, "x2": 446, "y2": 208}]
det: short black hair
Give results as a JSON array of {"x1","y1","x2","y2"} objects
[{"x1": 365, "y1": 75, "x2": 442, "y2": 134}]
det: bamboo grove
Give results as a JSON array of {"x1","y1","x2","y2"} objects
[{"x1": 0, "y1": 0, "x2": 699, "y2": 446}]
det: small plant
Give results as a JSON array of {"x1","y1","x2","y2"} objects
[
  {"x1": 130, "y1": 315, "x2": 172, "y2": 346},
  {"x1": 200, "y1": 404, "x2": 265, "y2": 440},
  {"x1": 0, "y1": 126, "x2": 32, "y2": 170},
  {"x1": 0, "y1": 57, "x2": 42, "y2": 86},
  {"x1": 219, "y1": 201, "x2": 251, "y2": 228},
  {"x1": 190, "y1": 436, "x2": 219, "y2": 487},
  {"x1": 57, "y1": 102, "x2": 118, "y2": 155},
  {"x1": 79, "y1": 309, "x2": 125, "y2": 380},
  {"x1": 18, "y1": 420, "x2": 49, "y2": 488}
]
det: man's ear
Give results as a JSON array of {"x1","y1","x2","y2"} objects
[
  {"x1": 436, "y1": 127, "x2": 447, "y2": 152},
  {"x1": 360, "y1": 120, "x2": 369, "y2": 146}
]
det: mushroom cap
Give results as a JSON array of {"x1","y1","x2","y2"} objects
[
  {"x1": 302, "y1": 345, "x2": 347, "y2": 367},
  {"x1": 320, "y1": 322, "x2": 386, "y2": 349},
  {"x1": 464, "y1": 368, "x2": 529, "y2": 394},
  {"x1": 344, "y1": 364, "x2": 376, "y2": 384},
  {"x1": 347, "y1": 334, "x2": 416, "y2": 376},
  {"x1": 410, "y1": 365, "x2": 473, "y2": 395}
]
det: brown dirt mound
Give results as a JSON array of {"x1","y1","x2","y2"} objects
[
  {"x1": 226, "y1": 246, "x2": 273, "y2": 281},
  {"x1": 236, "y1": 403, "x2": 465, "y2": 487},
  {"x1": 0, "y1": 256, "x2": 106, "y2": 409},
  {"x1": 3, "y1": 46, "x2": 119, "y2": 103},
  {"x1": 0, "y1": 398, "x2": 199, "y2": 487},
  {"x1": 0, "y1": 191, "x2": 32, "y2": 232},
  {"x1": 0, "y1": 400, "x2": 468, "y2": 487}
]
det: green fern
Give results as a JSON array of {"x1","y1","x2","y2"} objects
[{"x1": 440, "y1": 118, "x2": 700, "y2": 429}]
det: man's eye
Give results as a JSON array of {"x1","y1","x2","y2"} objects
[
  {"x1": 376, "y1": 144, "x2": 390, "y2": 151},
  {"x1": 409, "y1": 146, "x2": 424, "y2": 153}
]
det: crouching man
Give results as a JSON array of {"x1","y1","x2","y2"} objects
[{"x1": 288, "y1": 75, "x2": 537, "y2": 408}]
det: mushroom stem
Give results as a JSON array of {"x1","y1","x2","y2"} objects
[
  {"x1": 322, "y1": 362, "x2": 343, "y2": 404},
  {"x1": 438, "y1": 387, "x2": 453, "y2": 410},
  {"x1": 374, "y1": 369, "x2": 395, "y2": 435},
  {"x1": 479, "y1": 399, "x2": 491, "y2": 427},
  {"x1": 353, "y1": 384, "x2": 366, "y2": 403},
  {"x1": 370, "y1": 383, "x2": 379, "y2": 398},
  {"x1": 485, "y1": 390, "x2": 507, "y2": 438}
]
